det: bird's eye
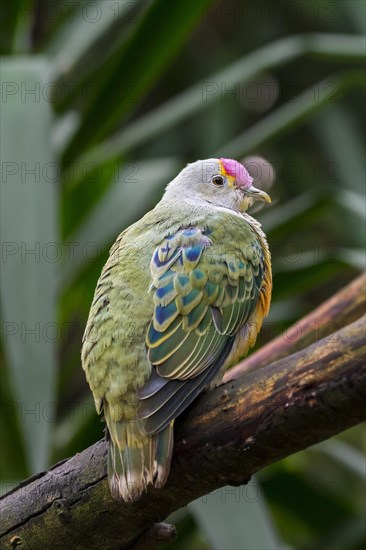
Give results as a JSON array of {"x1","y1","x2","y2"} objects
[{"x1": 212, "y1": 175, "x2": 224, "y2": 187}]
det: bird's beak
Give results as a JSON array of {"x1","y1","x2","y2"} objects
[{"x1": 244, "y1": 184, "x2": 271, "y2": 203}]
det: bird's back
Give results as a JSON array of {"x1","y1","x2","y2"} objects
[{"x1": 81, "y1": 196, "x2": 271, "y2": 501}]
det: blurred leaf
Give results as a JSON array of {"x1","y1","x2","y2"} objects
[
  {"x1": 48, "y1": 0, "x2": 144, "y2": 113},
  {"x1": 274, "y1": 250, "x2": 362, "y2": 272},
  {"x1": 337, "y1": 248, "x2": 366, "y2": 270},
  {"x1": 220, "y1": 71, "x2": 366, "y2": 159},
  {"x1": 266, "y1": 298, "x2": 306, "y2": 324},
  {"x1": 0, "y1": 353, "x2": 28, "y2": 485},
  {"x1": 52, "y1": 396, "x2": 97, "y2": 461},
  {"x1": 0, "y1": 0, "x2": 30, "y2": 54},
  {"x1": 311, "y1": 515, "x2": 366, "y2": 550},
  {"x1": 49, "y1": 0, "x2": 140, "y2": 71},
  {"x1": 335, "y1": 189, "x2": 366, "y2": 219},
  {"x1": 59, "y1": 157, "x2": 180, "y2": 288},
  {"x1": 0, "y1": 58, "x2": 58, "y2": 473},
  {"x1": 62, "y1": 0, "x2": 214, "y2": 162},
  {"x1": 74, "y1": 34, "x2": 366, "y2": 172},
  {"x1": 310, "y1": 441, "x2": 365, "y2": 479},
  {"x1": 312, "y1": 104, "x2": 366, "y2": 249},
  {"x1": 261, "y1": 468, "x2": 354, "y2": 545},
  {"x1": 51, "y1": 111, "x2": 80, "y2": 156},
  {"x1": 61, "y1": 160, "x2": 118, "y2": 239},
  {"x1": 343, "y1": 0, "x2": 366, "y2": 34},
  {"x1": 189, "y1": 478, "x2": 283, "y2": 550},
  {"x1": 259, "y1": 191, "x2": 324, "y2": 234},
  {"x1": 313, "y1": 105, "x2": 365, "y2": 195},
  {"x1": 273, "y1": 261, "x2": 354, "y2": 299}
]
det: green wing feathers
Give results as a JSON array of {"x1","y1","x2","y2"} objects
[
  {"x1": 138, "y1": 226, "x2": 264, "y2": 433},
  {"x1": 147, "y1": 228, "x2": 263, "y2": 373}
]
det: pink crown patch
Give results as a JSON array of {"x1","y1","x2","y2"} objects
[{"x1": 220, "y1": 158, "x2": 253, "y2": 189}]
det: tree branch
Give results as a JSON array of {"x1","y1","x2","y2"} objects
[
  {"x1": 1, "y1": 309, "x2": 365, "y2": 550},
  {"x1": 225, "y1": 272, "x2": 366, "y2": 381}
]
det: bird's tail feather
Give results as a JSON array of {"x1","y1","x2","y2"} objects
[
  {"x1": 155, "y1": 420, "x2": 174, "y2": 488},
  {"x1": 105, "y1": 405, "x2": 174, "y2": 501}
]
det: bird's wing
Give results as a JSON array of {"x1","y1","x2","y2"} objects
[{"x1": 138, "y1": 226, "x2": 265, "y2": 434}]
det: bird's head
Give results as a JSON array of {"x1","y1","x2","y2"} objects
[{"x1": 164, "y1": 158, "x2": 271, "y2": 213}]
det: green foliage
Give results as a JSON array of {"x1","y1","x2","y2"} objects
[
  {"x1": 1, "y1": 58, "x2": 58, "y2": 474},
  {"x1": 1, "y1": 0, "x2": 365, "y2": 548}
]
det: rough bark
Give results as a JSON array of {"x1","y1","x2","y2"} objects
[{"x1": 1, "y1": 313, "x2": 365, "y2": 550}]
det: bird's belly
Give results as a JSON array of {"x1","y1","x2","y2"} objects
[{"x1": 83, "y1": 255, "x2": 155, "y2": 413}]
